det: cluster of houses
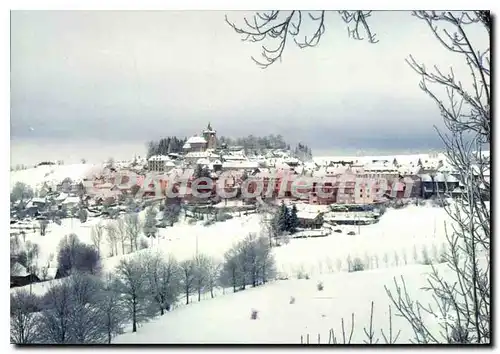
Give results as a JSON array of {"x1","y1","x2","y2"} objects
[
  {"x1": 78, "y1": 125, "x2": 490, "y2": 208},
  {"x1": 13, "y1": 125, "x2": 489, "y2": 221},
  {"x1": 10, "y1": 178, "x2": 85, "y2": 221}
]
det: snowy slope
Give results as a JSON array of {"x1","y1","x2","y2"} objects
[
  {"x1": 11, "y1": 203, "x2": 452, "y2": 297},
  {"x1": 10, "y1": 163, "x2": 97, "y2": 191},
  {"x1": 114, "y1": 263, "x2": 451, "y2": 344}
]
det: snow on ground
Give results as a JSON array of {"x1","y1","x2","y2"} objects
[
  {"x1": 313, "y1": 153, "x2": 446, "y2": 166},
  {"x1": 10, "y1": 217, "x2": 105, "y2": 281},
  {"x1": 273, "y1": 204, "x2": 450, "y2": 278},
  {"x1": 114, "y1": 263, "x2": 452, "y2": 344},
  {"x1": 101, "y1": 213, "x2": 263, "y2": 272},
  {"x1": 11, "y1": 279, "x2": 67, "y2": 297},
  {"x1": 11, "y1": 202, "x2": 452, "y2": 297},
  {"x1": 10, "y1": 163, "x2": 97, "y2": 190}
]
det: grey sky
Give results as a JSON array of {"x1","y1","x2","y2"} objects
[{"x1": 10, "y1": 10, "x2": 488, "y2": 152}]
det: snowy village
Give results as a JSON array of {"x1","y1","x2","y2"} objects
[
  {"x1": 9, "y1": 122, "x2": 491, "y2": 344},
  {"x1": 10, "y1": 10, "x2": 490, "y2": 346}
]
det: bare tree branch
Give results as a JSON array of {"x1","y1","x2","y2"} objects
[{"x1": 226, "y1": 11, "x2": 377, "y2": 68}]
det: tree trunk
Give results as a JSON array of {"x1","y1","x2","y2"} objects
[
  {"x1": 185, "y1": 287, "x2": 190, "y2": 305},
  {"x1": 210, "y1": 286, "x2": 214, "y2": 299},
  {"x1": 132, "y1": 298, "x2": 137, "y2": 333},
  {"x1": 198, "y1": 286, "x2": 201, "y2": 302}
]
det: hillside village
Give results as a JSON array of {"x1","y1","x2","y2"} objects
[
  {"x1": 9, "y1": 9, "x2": 490, "y2": 346},
  {"x1": 9, "y1": 125, "x2": 490, "y2": 291},
  {"x1": 11, "y1": 123, "x2": 490, "y2": 219}
]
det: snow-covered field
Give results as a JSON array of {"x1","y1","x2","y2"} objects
[
  {"x1": 10, "y1": 163, "x2": 96, "y2": 190},
  {"x1": 11, "y1": 202, "x2": 450, "y2": 297},
  {"x1": 114, "y1": 263, "x2": 452, "y2": 344},
  {"x1": 10, "y1": 161, "x2": 471, "y2": 344},
  {"x1": 313, "y1": 152, "x2": 446, "y2": 166}
]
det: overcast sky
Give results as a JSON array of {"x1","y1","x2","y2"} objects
[{"x1": 10, "y1": 10, "x2": 488, "y2": 153}]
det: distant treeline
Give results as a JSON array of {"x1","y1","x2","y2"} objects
[
  {"x1": 293, "y1": 143, "x2": 313, "y2": 162},
  {"x1": 218, "y1": 134, "x2": 289, "y2": 152},
  {"x1": 146, "y1": 137, "x2": 187, "y2": 158},
  {"x1": 218, "y1": 134, "x2": 313, "y2": 160},
  {"x1": 146, "y1": 134, "x2": 313, "y2": 161}
]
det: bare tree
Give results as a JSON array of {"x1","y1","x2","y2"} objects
[
  {"x1": 116, "y1": 218, "x2": 128, "y2": 255},
  {"x1": 193, "y1": 254, "x2": 211, "y2": 302},
  {"x1": 124, "y1": 213, "x2": 141, "y2": 253},
  {"x1": 10, "y1": 290, "x2": 40, "y2": 344},
  {"x1": 219, "y1": 234, "x2": 277, "y2": 293},
  {"x1": 230, "y1": 10, "x2": 490, "y2": 344},
  {"x1": 240, "y1": 233, "x2": 259, "y2": 287},
  {"x1": 384, "y1": 11, "x2": 490, "y2": 344},
  {"x1": 105, "y1": 222, "x2": 119, "y2": 257},
  {"x1": 114, "y1": 256, "x2": 152, "y2": 333},
  {"x1": 144, "y1": 252, "x2": 181, "y2": 315},
  {"x1": 91, "y1": 222, "x2": 105, "y2": 258},
  {"x1": 205, "y1": 257, "x2": 222, "y2": 299},
  {"x1": 179, "y1": 259, "x2": 196, "y2": 305},
  {"x1": 39, "y1": 219, "x2": 49, "y2": 236},
  {"x1": 98, "y1": 276, "x2": 127, "y2": 344},
  {"x1": 57, "y1": 235, "x2": 100, "y2": 276},
  {"x1": 39, "y1": 282, "x2": 73, "y2": 344},
  {"x1": 255, "y1": 234, "x2": 277, "y2": 285},
  {"x1": 259, "y1": 203, "x2": 280, "y2": 248},
  {"x1": 226, "y1": 11, "x2": 378, "y2": 68},
  {"x1": 24, "y1": 241, "x2": 40, "y2": 276},
  {"x1": 40, "y1": 265, "x2": 49, "y2": 281},
  {"x1": 220, "y1": 247, "x2": 241, "y2": 293},
  {"x1": 11, "y1": 181, "x2": 34, "y2": 203},
  {"x1": 10, "y1": 234, "x2": 21, "y2": 268},
  {"x1": 67, "y1": 272, "x2": 107, "y2": 344},
  {"x1": 143, "y1": 206, "x2": 158, "y2": 238}
]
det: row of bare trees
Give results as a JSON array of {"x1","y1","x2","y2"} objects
[
  {"x1": 11, "y1": 233, "x2": 277, "y2": 344},
  {"x1": 91, "y1": 212, "x2": 148, "y2": 258}
]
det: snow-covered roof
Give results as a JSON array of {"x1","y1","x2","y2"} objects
[
  {"x1": 398, "y1": 165, "x2": 422, "y2": 176},
  {"x1": 186, "y1": 136, "x2": 207, "y2": 144},
  {"x1": 46, "y1": 267, "x2": 58, "y2": 280},
  {"x1": 419, "y1": 174, "x2": 433, "y2": 182},
  {"x1": 148, "y1": 155, "x2": 170, "y2": 162},
  {"x1": 433, "y1": 173, "x2": 446, "y2": 183},
  {"x1": 296, "y1": 211, "x2": 321, "y2": 220},
  {"x1": 182, "y1": 143, "x2": 191, "y2": 149},
  {"x1": 223, "y1": 155, "x2": 247, "y2": 161},
  {"x1": 97, "y1": 182, "x2": 114, "y2": 189},
  {"x1": 284, "y1": 157, "x2": 301, "y2": 165},
  {"x1": 55, "y1": 192, "x2": 68, "y2": 201},
  {"x1": 98, "y1": 189, "x2": 123, "y2": 199},
  {"x1": 197, "y1": 158, "x2": 210, "y2": 165},
  {"x1": 31, "y1": 197, "x2": 46, "y2": 204},
  {"x1": 165, "y1": 161, "x2": 176, "y2": 167},
  {"x1": 434, "y1": 173, "x2": 459, "y2": 183},
  {"x1": 222, "y1": 161, "x2": 259, "y2": 170},
  {"x1": 62, "y1": 196, "x2": 80, "y2": 205},
  {"x1": 363, "y1": 163, "x2": 398, "y2": 173},
  {"x1": 185, "y1": 151, "x2": 209, "y2": 158}
]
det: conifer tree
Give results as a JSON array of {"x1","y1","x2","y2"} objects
[{"x1": 289, "y1": 204, "x2": 299, "y2": 234}]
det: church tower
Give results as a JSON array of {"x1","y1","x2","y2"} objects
[{"x1": 202, "y1": 122, "x2": 217, "y2": 150}]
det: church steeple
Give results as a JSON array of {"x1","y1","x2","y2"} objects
[{"x1": 207, "y1": 122, "x2": 212, "y2": 131}]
